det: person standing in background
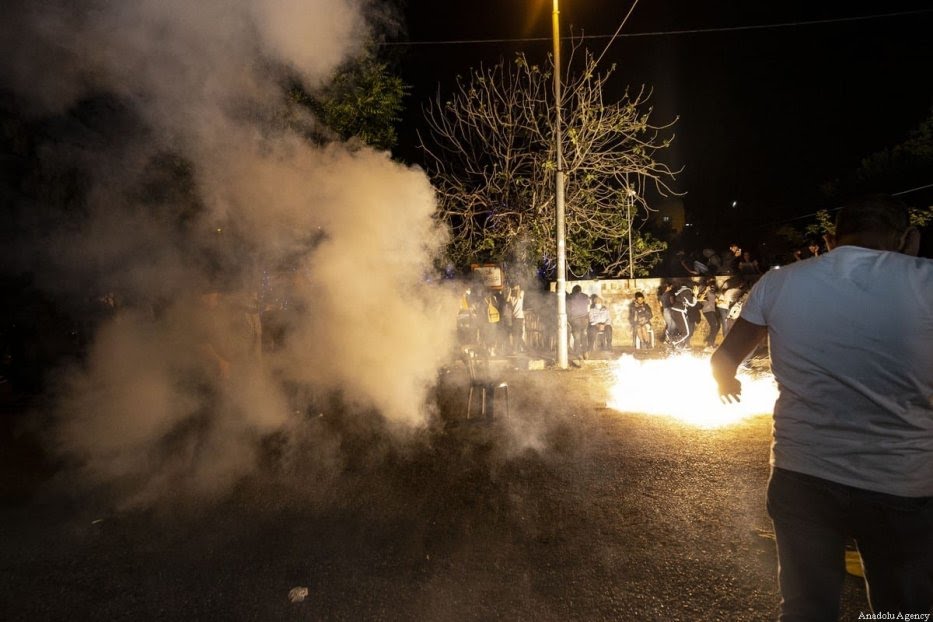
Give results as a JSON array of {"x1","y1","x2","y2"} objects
[
  {"x1": 629, "y1": 291, "x2": 654, "y2": 349},
  {"x1": 699, "y1": 277, "x2": 721, "y2": 351},
  {"x1": 507, "y1": 284, "x2": 525, "y2": 354},
  {"x1": 587, "y1": 295, "x2": 613, "y2": 352},
  {"x1": 481, "y1": 288, "x2": 500, "y2": 355},
  {"x1": 718, "y1": 277, "x2": 745, "y2": 336},
  {"x1": 659, "y1": 281, "x2": 675, "y2": 343},
  {"x1": 668, "y1": 280, "x2": 698, "y2": 350},
  {"x1": 723, "y1": 243, "x2": 742, "y2": 275},
  {"x1": 567, "y1": 285, "x2": 590, "y2": 358}
]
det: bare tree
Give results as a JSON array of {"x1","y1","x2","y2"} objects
[{"x1": 420, "y1": 45, "x2": 679, "y2": 277}]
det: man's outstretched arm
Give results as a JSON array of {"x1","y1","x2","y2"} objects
[{"x1": 711, "y1": 318, "x2": 768, "y2": 403}]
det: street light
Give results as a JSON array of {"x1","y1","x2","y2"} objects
[{"x1": 553, "y1": 0, "x2": 568, "y2": 369}]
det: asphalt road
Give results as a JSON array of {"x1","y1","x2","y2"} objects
[{"x1": 0, "y1": 360, "x2": 870, "y2": 621}]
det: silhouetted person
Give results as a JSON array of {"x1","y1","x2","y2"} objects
[
  {"x1": 699, "y1": 278, "x2": 721, "y2": 349},
  {"x1": 507, "y1": 285, "x2": 525, "y2": 353},
  {"x1": 659, "y1": 281, "x2": 675, "y2": 342},
  {"x1": 481, "y1": 288, "x2": 500, "y2": 355},
  {"x1": 567, "y1": 285, "x2": 590, "y2": 358},
  {"x1": 629, "y1": 291, "x2": 653, "y2": 349},
  {"x1": 723, "y1": 243, "x2": 742, "y2": 275},
  {"x1": 737, "y1": 250, "x2": 761, "y2": 284}
]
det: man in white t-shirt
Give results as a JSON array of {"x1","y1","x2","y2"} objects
[
  {"x1": 711, "y1": 196, "x2": 932, "y2": 619},
  {"x1": 587, "y1": 295, "x2": 613, "y2": 352}
]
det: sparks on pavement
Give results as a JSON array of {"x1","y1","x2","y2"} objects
[{"x1": 607, "y1": 353, "x2": 778, "y2": 429}]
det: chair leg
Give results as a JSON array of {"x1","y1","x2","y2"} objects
[
  {"x1": 467, "y1": 385, "x2": 474, "y2": 419},
  {"x1": 502, "y1": 385, "x2": 509, "y2": 418}
]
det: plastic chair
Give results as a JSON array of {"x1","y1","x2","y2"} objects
[
  {"x1": 634, "y1": 323, "x2": 656, "y2": 349},
  {"x1": 591, "y1": 324, "x2": 611, "y2": 351},
  {"x1": 464, "y1": 347, "x2": 509, "y2": 419}
]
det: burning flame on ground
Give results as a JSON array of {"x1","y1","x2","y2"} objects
[{"x1": 606, "y1": 353, "x2": 778, "y2": 429}]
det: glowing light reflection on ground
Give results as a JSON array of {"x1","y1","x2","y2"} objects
[{"x1": 606, "y1": 353, "x2": 778, "y2": 428}]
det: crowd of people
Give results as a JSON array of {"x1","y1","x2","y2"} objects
[
  {"x1": 457, "y1": 273, "x2": 757, "y2": 358},
  {"x1": 674, "y1": 240, "x2": 825, "y2": 282},
  {"x1": 656, "y1": 275, "x2": 748, "y2": 352},
  {"x1": 654, "y1": 241, "x2": 791, "y2": 351},
  {"x1": 459, "y1": 283, "x2": 617, "y2": 358},
  {"x1": 566, "y1": 285, "x2": 614, "y2": 358},
  {"x1": 458, "y1": 283, "x2": 526, "y2": 356},
  {"x1": 456, "y1": 240, "x2": 827, "y2": 358}
]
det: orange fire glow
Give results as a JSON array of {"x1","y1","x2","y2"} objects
[{"x1": 607, "y1": 353, "x2": 778, "y2": 429}]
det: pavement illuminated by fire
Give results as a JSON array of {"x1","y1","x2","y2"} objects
[{"x1": 606, "y1": 353, "x2": 778, "y2": 429}]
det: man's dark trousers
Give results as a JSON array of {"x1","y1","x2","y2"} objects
[{"x1": 767, "y1": 467, "x2": 933, "y2": 621}]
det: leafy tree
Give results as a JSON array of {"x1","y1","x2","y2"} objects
[
  {"x1": 803, "y1": 209, "x2": 838, "y2": 238},
  {"x1": 291, "y1": 51, "x2": 406, "y2": 150},
  {"x1": 420, "y1": 46, "x2": 678, "y2": 277},
  {"x1": 804, "y1": 204, "x2": 933, "y2": 239}
]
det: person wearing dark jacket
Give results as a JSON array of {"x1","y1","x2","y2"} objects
[
  {"x1": 629, "y1": 291, "x2": 654, "y2": 348},
  {"x1": 668, "y1": 281, "x2": 698, "y2": 349},
  {"x1": 659, "y1": 281, "x2": 675, "y2": 342},
  {"x1": 567, "y1": 285, "x2": 591, "y2": 357},
  {"x1": 699, "y1": 278, "x2": 721, "y2": 349}
]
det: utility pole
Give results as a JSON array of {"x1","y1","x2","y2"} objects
[
  {"x1": 553, "y1": 0, "x2": 568, "y2": 369},
  {"x1": 627, "y1": 176, "x2": 635, "y2": 279}
]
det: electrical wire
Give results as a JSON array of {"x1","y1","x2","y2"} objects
[
  {"x1": 381, "y1": 8, "x2": 933, "y2": 48},
  {"x1": 892, "y1": 182, "x2": 933, "y2": 198},
  {"x1": 751, "y1": 182, "x2": 933, "y2": 231},
  {"x1": 389, "y1": 5, "x2": 933, "y2": 233},
  {"x1": 592, "y1": 0, "x2": 639, "y2": 68}
]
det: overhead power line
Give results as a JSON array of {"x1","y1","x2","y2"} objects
[
  {"x1": 592, "y1": 0, "x2": 639, "y2": 68},
  {"x1": 382, "y1": 9, "x2": 933, "y2": 47},
  {"x1": 752, "y1": 183, "x2": 933, "y2": 231}
]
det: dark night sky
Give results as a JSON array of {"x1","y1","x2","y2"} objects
[{"x1": 391, "y1": 0, "x2": 933, "y2": 247}]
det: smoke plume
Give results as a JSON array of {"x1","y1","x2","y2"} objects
[{"x1": 1, "y1": 0, "x2": 458, "y2": 506}]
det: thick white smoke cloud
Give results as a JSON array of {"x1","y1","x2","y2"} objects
[{"x1": 2, "y1": 0, "x2": 458, "y2": 505}]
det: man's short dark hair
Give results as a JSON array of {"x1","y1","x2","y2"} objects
[
  {"x1": 572, "y1": 285, "x2": 582, "y2": 294},
  {"x1": 634, "y1": 292, "x2": 644, "y2": 299},
  {"x1": 835, "y1": 195, "x2": 910, "y2": 241}
]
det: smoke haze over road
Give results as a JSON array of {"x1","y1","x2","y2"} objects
[{"x1": 0, "y1": 0, "x2": 457, "y2": 507}]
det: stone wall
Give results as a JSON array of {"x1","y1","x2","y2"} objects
[{"x1": 549, "y1": 277, "x2": 736, "y2": 349}]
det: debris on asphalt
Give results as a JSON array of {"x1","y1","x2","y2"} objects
[{"x1": 288, "y1": 587, "x2": 309, "y2": 603}]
